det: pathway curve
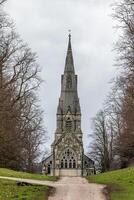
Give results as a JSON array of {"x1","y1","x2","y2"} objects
[{"x1": 0, "y1": 176, "x2": 106, "y2": 200}]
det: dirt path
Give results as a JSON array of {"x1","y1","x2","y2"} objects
[
  {"x1": 0, "y1": 176, "x2": 106, "y2": 200},
  {"x1": 48, "y1": 177, "x2": 106, "y2": 200}
]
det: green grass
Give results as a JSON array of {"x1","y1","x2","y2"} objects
[
  {"x1": 0, "y1": 179, "x2": 49, "y2": 200},
  {"x1": 0, "y1": 168, "x2": 57, "y2": 181},
  {"x1": 87, "y1": 167, "x2": 134, "y2": 200}
]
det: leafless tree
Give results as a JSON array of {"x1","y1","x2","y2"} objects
[
  {"x1": 0, "y1": 2, "x2": 46, "y2": 172},
  {"x1": 104, "y1": 83, "x2": 124, "y2": 169},
  {"x1": 0, "y1": 0, "x2": 6, "y2": 5},
  {"x1": 89, "y1": 110, "x2": 110, "y2": 172},
  {"x1": 89, "y1": 0, "x2": 134, "y2": 172},
  {"x1": 112, "y1": 0, "x2": 134, "y2": 167}
]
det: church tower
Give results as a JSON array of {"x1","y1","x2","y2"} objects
[
  {"x1": 55, "y1": 33, "x2": 82, "y2": 144},
  {"x1": 43, "y1": 35, "x2": 94, "y2": 176}
]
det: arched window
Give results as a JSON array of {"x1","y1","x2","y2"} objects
[
  {"x1": 66, "y1": 75, "x2": 72, "y2": 89},
  {"x1": 61, "y1": 160, "x2": 64, "y2": 168},
  {"x1": 66, "y1": 120, "x2": 72, "y2": 132},
  {"x1": 69, "y1": 160, "x2": 72, "y2": 168},
  {"x1": 65, "y1": 160, "x2": 68, "y2": 168},
  {"x1": 60, "y1": 149, "x2": 77, "y2": 169},
  {"x1": 73, "y1": 160, "x2": 76, "y2": 168}
]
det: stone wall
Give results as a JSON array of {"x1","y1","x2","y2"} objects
[{"x1": 55, "y1": 169, "x2": 82, "y2": 176}]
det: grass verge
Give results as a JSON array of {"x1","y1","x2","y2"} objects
[
  {"x1": 87, "y1": 167, "x2": 134, "y2": 200},
  {"x1": 0, "y1": 179, "x2": 49, "y2": 200},
  {"x1": 0, "y1": 168, "x2": 57, "y2": 181}
]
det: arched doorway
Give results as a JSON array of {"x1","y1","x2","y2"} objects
[{"x1": 47, "y1": 164, "x2": 51, "y2": 174}]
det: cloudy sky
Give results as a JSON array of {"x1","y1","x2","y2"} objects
[{"x1": 5, "y1": 0, "x2": 118, "y2": 152}]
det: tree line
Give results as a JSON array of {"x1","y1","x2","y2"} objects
[
  {"x1": 89, "y1": 0, "x2": 134, "y2": 172},
  {"x1": 0, "y1": 0, "x2": 46, "y2": 172}
]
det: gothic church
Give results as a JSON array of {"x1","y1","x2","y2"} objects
[{"x1": 42, "y1": 35, "x2": 95, "y2": 176}]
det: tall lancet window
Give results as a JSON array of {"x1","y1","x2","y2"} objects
[
  {"x1": 66, "y1": 75, "x2": 72, "y2": 89},
  {"x1": 66, "y1": 118, "x2": 72, "y2": 132}
]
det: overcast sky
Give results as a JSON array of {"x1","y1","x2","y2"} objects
[{"x1": 5, "y1": 0, "x2": 118, "y2": 152}]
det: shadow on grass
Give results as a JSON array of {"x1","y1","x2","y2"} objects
[{"x1": 103, "y1": 184, "x2": 124, "y2": 200}]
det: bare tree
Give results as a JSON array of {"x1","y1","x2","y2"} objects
[
  {"x1": 0, "y1": 2, "x2": 46, "y2": 171},
  {"x1": 104, "y1": 83, "x2": 124, "y2": 169},
  {"x1": 0, "y1": 0, "x2": 6, "y2": 5},
  {"x1": 89, "y1": 110, "x2": 110, "y2": 172},
  {"x1": 112, "y1": 0, "x2": 134, "y2": 167},
  {"x1": 89, "y1": 0, "x2": 134, "y2": 172},
  {"x1": 89, "y1": 84, "x2": 124, "y2": 172}
]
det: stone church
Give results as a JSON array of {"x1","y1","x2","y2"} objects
[{"x1": 42, "y1": 34, "x2": 95, "y2": 176}]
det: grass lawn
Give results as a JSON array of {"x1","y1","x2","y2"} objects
[
  {"x1": 87, "y1": 167, "x2": 134, "y2": 200},
  {"x1": 0, "y1": 168, "x2": 57, "y2": 181},
  {"x1": 0, "y1": 179, "x2": 49, "y2": 200}
]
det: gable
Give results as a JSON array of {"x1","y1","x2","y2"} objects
[{"x1": 54, "y1": 131, "x2": 83, "y2": 157}]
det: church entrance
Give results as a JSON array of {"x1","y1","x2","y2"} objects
[{"x1": 47, "y1": 164, "x2": 51, "y2": 174}]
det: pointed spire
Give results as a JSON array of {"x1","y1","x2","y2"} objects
[{"x1": 64, "y1": 33, "x2": 75, "y2": 73}]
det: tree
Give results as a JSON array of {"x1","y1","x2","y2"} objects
[
  {"x1": 113, "y1": 0, "x2": 134, "y2": 167},
  {"x1": 89, "y1": 110, "x2": 110, "y2": 172},
  {"x1": 0, "y1": 0, "x2": 6, "y2": 5},
  {"x1": 0, "y1": 2, "x2": 46, "y2": 172},
  {"x1": 104, "y1": 84, "x2": 124, "y2": 169},
  {"x1": 89, "y1": 0, "x2": 134, "y2": 172}
]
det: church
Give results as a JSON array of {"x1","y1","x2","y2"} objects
[{"x1": 42, "y1": 34, "x2": 95, "y2": 176}]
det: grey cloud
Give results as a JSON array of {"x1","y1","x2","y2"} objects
[{"x1": 5, "y1": 0, "x2": 118, "y2": 152}]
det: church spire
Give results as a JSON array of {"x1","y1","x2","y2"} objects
[{"x1": 64, "y1": 33, "x2": 75, "y2": 73}]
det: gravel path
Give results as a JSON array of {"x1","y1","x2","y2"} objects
[
  {"x1": 0, "y1": 176, "x2": 106, "y2": 200},
  {"x1": 48, "y1": 177, "x2": 106, "y2": 200}
]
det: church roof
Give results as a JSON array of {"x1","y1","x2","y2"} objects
[
  {"x1": 84, "y1": 154, "x2": 95, "y2": 164},
  {"x1": 64, "y1": 34, "x2": 75, "y2": 74}
]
